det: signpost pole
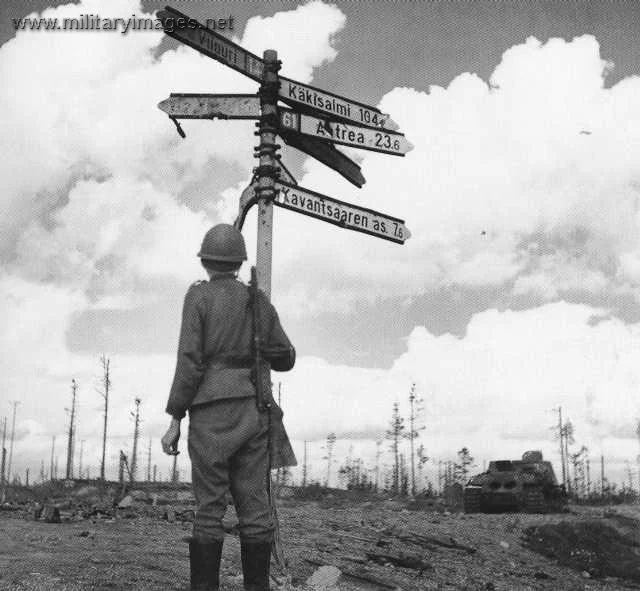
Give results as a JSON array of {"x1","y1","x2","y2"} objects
[
  {"x1": 255, "y1": 48, "x2": 288, "y2": 575},
  {"x1": 255, "y1": 49, "x2": 280, "y2": 299}
]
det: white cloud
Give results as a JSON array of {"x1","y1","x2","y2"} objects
[
  {"x1": 280, "y1": 302, "x2": 640, "y2": 486},
  {"x1": 261, "y1": 34, "x2": 640, "y2": 313},
  {"x1": 240, "y1": 1, "x2": 345, "y2": 82}
]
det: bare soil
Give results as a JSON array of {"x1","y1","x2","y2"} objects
[{"x1": 1, "y1": 494, "x2": 639, "y2": 590}]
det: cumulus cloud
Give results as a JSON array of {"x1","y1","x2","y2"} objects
[
  {"x1": 0, "y1": 0, "x2": 348, "y2": 480},
  {"x1": 262, "y1": 34, "x2": 640, "y2": 315},
  {"x1": 283, "y1": 302, "x2": 640, "y2": 485}
]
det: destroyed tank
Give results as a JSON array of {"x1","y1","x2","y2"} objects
[{"x1": 463, "y1": 450, "x2": 566, "y2": 513}]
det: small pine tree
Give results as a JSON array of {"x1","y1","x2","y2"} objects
[
  {"x1": 386, "y1": 402, "x2": 405, "y2": 495},
  {"x1": 454, "y1": 447, "x2": 475, "y2": 484},
  {"x1": 323, "y1": 433, "x2": 337, "y2": 487}
]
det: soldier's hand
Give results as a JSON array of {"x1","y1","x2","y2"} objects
[{"x1": 161, "y1": 419, "x2": 181, "y2": 456}]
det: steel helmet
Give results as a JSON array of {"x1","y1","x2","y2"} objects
[{"x1": 198, "y1": 224, "x2": 247, "y2": 262}]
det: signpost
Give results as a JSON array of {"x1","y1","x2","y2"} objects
[
  {"x1": 157, "y1": 5, "x2": 414, "y2": 575},
  {"x1": 279, "y1": 108, "x2": 412, "y2": 156},
  {"x1": 158, "y1": 94, "x2": 260, "y2": 119},
  {"x1": 274, "y1": 181, "x2": 410, "y2": 244}
]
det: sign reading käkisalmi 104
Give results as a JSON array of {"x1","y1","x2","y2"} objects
[
  {"x1": 279, "y1": 108, "x2": 412, "y2": 156},
  {"x1": 274, "y1": 182, "x2": 410, "y2": 244},
  {"x1": 279, "y1": 78, "x2": 398, "y2": 132}
]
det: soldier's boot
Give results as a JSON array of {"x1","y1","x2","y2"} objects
[
  {"x1": 240, "y1": 540, "x2": 271, "y2": 591},
  {"x1": 189, "y1": 538, "x2": 223, "y2": 591}
]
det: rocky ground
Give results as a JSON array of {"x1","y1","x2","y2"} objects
[{"x1": 1, "y1": 485, "x2": 639, "y2": 590}]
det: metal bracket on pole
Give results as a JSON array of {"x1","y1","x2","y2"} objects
[
  {"x1": 255, "y1": 50, "x2": 280, "y2": 300},
  {"x1": 169, "y1": 117, "x2": 186, "y2": 138}
]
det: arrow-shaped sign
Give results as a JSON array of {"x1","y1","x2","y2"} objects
[
  {"x1": 279, "y1": 78, "x2": 397, "y2": 131},
  {"x1": 279, "y1": 108, "x2": 412, "y2": 156},
  {"x1": 158, "y1": 7, "x2": 264, "y2": 82},
  {"x1": 274, "y1": 181, "x2": 410, "y2": 244},
  {"x1": 280, "y1": 131, "x2": 365, "y2": 188},
  {"x1": 158, "y1": 94, "x2": 260, "y2": 119}
]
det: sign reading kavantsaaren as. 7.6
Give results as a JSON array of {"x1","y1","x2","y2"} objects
[{"x1": 274, "y1": 182, "x2": 410, "y2": 244}]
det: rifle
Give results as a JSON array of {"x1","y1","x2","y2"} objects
[
  {"x1": 249, "y1": 265, "x2": 289, "y2": 576},
  {"x1": 249, "y1": 266, "x2": 272, "y2": 412}
]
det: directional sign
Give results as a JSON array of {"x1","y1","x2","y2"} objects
[
  {"x1": 274, "y1": 181, "x2": 410, "y2": 244},
  {"x1": 158, "y1": 94, "x2": 260, "y2": 120},
  {"x1": 158, "y1": 6, "x2": 402, "y2": 135},
  {"x1": 279, "y1": 108, "x2": 411, "y2": 156},
  {"x1": 280, "y1": 131, "x2": 365, "y2": 188},
  {"x1": 279, "y1": 78, "x2": 398, "y2": 131},
  {"x1": 158, "y1": 7, "x2": 264, "y2": 82}
]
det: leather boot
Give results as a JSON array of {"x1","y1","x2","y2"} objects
[
  {"x1": 189, "y1": 538, "x2": 223, "y2": 591},
  {"x1": 240, "y1": 540, "x2": 272, "y2": 591}
]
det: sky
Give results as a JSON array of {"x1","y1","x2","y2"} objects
[{"x1": 1, "y1": 0, "x2": 640, "y2": 489}]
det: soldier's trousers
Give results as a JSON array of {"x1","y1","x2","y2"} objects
[{"x1": 188, "y1": 396, "x2": 273, "y2": 543}]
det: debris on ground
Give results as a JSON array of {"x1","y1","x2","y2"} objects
[
  {"x1": 522, "y1": 517, "x2": 640, "y2": 583},
  {"x1": 2, "y1": 481, "x2": 640, "y2": 590},
  {"x1": 305, "y1": 565, "x2": 341, "y2": 589}
]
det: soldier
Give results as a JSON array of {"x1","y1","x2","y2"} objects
[{"x1": 161, "y1": 223, "x2": 296, "y2": 591}]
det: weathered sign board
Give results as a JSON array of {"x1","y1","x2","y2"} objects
[
  {"x1": 158, "y1": 7, "x2": 264, "y2": 81},
  {"x1": 280, "y1": 131, "x2": 365, "y2": 188},
  {"x1": 279, "y1": 108, "x2": 411, "y2": 156},
  {"x1": 278, "y1": 78, "x2": 397, "y2": 131},
  {"x1": 158, "y1": 94, "x2": 260, "y2": 119},
  {"x1": 274, "y1": 181, "x2": 410, "y2": 244}
]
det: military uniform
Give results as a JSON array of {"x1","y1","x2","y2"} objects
[{"x1": 166, "y1": 274, "x2": 295, "y2": 544}]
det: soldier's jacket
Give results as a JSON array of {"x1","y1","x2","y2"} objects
[
  {"x1": 166, "y1": 274, "x2": 297, "y2": 468},
  {"x1": 166, "y1": 274, "x2": 295, "y2": 420}
]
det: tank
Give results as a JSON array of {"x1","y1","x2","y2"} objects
[{"x1": 463, "y1": 450, "x2": 566, "y2": 513}]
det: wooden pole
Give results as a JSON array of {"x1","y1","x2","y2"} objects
[
  {"x1": 302, "y1": 441, "x2": 308, "y2": 488},
  {"x1": 255, "y1": 49, "x2": 280, "y2": 297},
  {"x1": 256, "y1": 47, "x2": 287, "y2": 574},
  {"x1": 79, "y1": 440, "x2": 85, "y2": 480},
  {"x1": 130, "y1": 397, "x2": 141, "y2": 483},
  {"x1": 100, "y1": 355, "x2": 111, "y2": 481},
  {"x1": 557, "y1": 406, "x2": 566, "y2": 489},
  {"x1": 66, "y1": 379, "x2": 78, "y2": 480},
  {"x1": 0, "y1": 416, "x2": 6, "y2": 487},
  {"x1": 409, "y1": 384, "x2": 416, "y2": 497},
  {"x1": 7, "y1": 401, "x2": 19, "y2": 484},
  {"x1": 147, "y1": 437, "x2": 152, "y2": 482},
  {"x1": 49, "y1": 436, "x2": 56, "y2": 481}
]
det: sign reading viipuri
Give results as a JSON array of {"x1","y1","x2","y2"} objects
[{"x1": 157, "y1": 8, "x2": 264, "y2": 81}]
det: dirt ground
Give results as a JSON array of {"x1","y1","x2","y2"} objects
[{"x1": 1, "y1": 496, "x2": 639, "y2": 590}]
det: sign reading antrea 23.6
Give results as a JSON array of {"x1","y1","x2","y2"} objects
[{"x1": 279, "y1": 108, "x2": 412, "y2": 156}]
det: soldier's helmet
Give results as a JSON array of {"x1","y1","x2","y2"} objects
[{"x1": 198, "y1": 224, "x2": 247, "y2": 262}]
